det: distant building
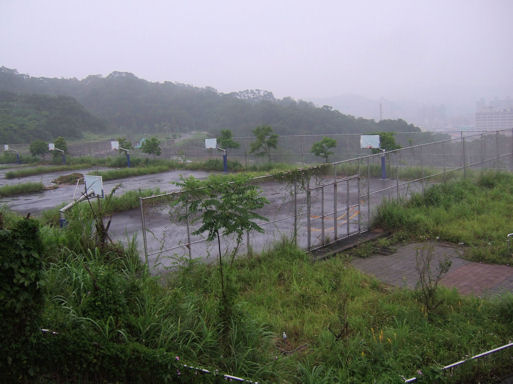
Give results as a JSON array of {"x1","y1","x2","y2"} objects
[{"x1": 475, "y1": 98, "x2": 513, "y2": 131}]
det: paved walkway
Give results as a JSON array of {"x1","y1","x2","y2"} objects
[{"x1": 351, "y1": 242, "x2": 513, "y2": 296}]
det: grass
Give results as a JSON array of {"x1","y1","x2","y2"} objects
[
  {"x1": 37, "y1": 235, "x2": 513, "y2": 383},
  {"x1": 89, "y1": 165, "x2": 172, "y2": 181},
  {"x1": 0, "y1": 182, "x2": 45, "y2": 197},
  {"x1": 7, "y1": 169, "x2": 513, "y2": 382},
  {"x1": 89, "y1": 159, "x2": 300, "y2": 181},
  {"x1": 5, "y1": 164, "x2": 94, "y2": 179},
  {"x1": 373, "y1": 171, "x2": 513, "y2": 264},
  {"x1": 39, "y1": 187, "x2": 162, "y2": 226}
]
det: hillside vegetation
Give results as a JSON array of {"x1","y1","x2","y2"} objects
[
  {"x1": 0, "y1": 67, "x2": 446, "y2": 143},
  {"x1": 0, "y1": 91, "x2": 106, "y2": 143}
]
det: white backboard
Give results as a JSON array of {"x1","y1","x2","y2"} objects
[
  {"x1": 49, "y1": 143, "x2": 55, "y2": 151},
  {"x1": 111, "y1": 140, "x2": 120, "y2": 150},
  {"x1": 84, "y1": 175, "x2": 103, "y2": 197},
  {"x1": 360, "y1": 135, "x2": 380, "y2": 149},
  {"x1": 3, "y1": 144, "x2": 8, "y2": 151},
  {"x1": 205, "y1": 138, "x2": 217, "y2": 149}
]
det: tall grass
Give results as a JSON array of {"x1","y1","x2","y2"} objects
[
  {"x1": 40, "y1": 188, "x2": 162, "y2": 226},
  {"x1": 373, "y1": 171, "x2": 513, "y2": 264},
  {"x1": 8, "y1": 170, "x2": 513, "y2": 382},
  {"x1": 1, "y1": 201, "x2": 508, "y2": 382},
  {"x1": 0, "y1": 182, "x2": 45, "y2": 197}
]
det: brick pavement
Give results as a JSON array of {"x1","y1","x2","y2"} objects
[{"x1": 351, "y1": 242, "x2": 513, "y2": 297}]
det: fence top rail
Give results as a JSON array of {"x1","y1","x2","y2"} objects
[
  {"x1": 230, "y1": 128, "x2": 511, "y2": 140},
  {"x1": 330, "y1": 129, "x2": 511, "y2": 166}
]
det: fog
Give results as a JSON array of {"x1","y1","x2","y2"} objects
[{"x1": 1, "y1": 0, "x2": 512, "y2": 109}]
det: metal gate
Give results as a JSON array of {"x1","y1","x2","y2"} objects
[{"x1": 306, "y1": 175, "x2": 361, "y2": 251}]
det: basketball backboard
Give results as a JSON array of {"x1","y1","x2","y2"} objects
[
  {"x1": 205, "y1": 138, "x2": 217, "y2": 149},
  {"x1": 84, "y1": 175, "x2": 104, "y2": 197},
  {"x1": 49, "y1": 143, "x2": 55, "y2": 151},
  {"x1": 360, "y1": 135, "x2": 380, "y2": 149},
  {"x1": 111, "y1": 140, "x2": 120, "y2": 150},
  {"x1": 3, "y1": 144, "x2": 8, "y2": 151}
]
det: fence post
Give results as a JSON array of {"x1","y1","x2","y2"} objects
[
  {"x1": 511, "y1": 128, "x2": 513, "y2": 171},
  {"x1": 480, "y1": 133, "x2": 485, "y2": 171},
  {"x1": 367, "y1": 156, "x2": 371, "y2": 228},
  {"x1": 442, "y1": 141, "x2": 446, "y2": 183},
  {"x1": 396, "y1": 152, "x2": 400, "y2": 200},
  {"x1": 293, "y1": 179, "x2": 298, "y2": 245},
  {"x1": 462, "y1": 136, "x2": 467, "y2": 178},
  {"x1": 321, "y1": 186, "x2": 325, "y2": 245},
  {"x1": 357, "y1": 176, "x2": 361, "y2": 234},
  {"x1": 420, "y1": 145, "x2": 424, "y2": 194},
  {"x1": 333, "y1": 182, "x2": 338, "y2": 241},
  {"x1": 346, "y1": 179, "x2": 350, "y2": 237},
  {"x1": 185, "y1": 202, "x2": 192, "y2": 260},
  {"x1": 139, "y1": 197, "x2": 149, "y2": 267},
  {"x1": 306, "y1": 178, "x2": 311, "y2": 251},
  {"x1": 496, "y1": 131, "x2": 500, "y2": 170},
  {"x1": 300, "y1": 137, "x2": 305, "y2": 164}
]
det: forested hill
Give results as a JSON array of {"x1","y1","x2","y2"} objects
[
  {"x1": 0, "y1": 67, "x2": 439, "y2": 140},
  {"x1": 0, "y1": 91, "x2": 106, "y2": 144}
]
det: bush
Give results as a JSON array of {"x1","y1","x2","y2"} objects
[
  {"x1": 36, "y1": 328, "x2": 217, "y2": 383},
  {"x1": 0, "y1": 218, "x2": 44, "y2": 381}
]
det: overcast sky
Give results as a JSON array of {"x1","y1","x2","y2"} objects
[{"x1": 1, "y1": 0, "x2": 512, "y2": 103}]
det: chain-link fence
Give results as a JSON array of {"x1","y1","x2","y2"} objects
[
  {"x1": 139, "y1": 129, "x2": 513, "y2": 271},
  {"x1": 154, "y1": 130, "x2": 468, "y2": 165}
]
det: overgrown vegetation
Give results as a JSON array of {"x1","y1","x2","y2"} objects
[
  {"x1": 0, "y1": 181, "x2": 45, "y2": 197},
  {"x1": 40, "y1": 187, "x2": 161, "y2": 227},
  {"x1": 3, "y1": 172, "x2": 513, "y2": 382},
  {"x1": 373, "y1": 171, "x2": 513, "y2": 264},
  {"x1": 5, "y1": 164, "x2": 94, "y2": 179}
]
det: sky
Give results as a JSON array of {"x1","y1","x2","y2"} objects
[{"x1": 1, "y1": 0, "x2": 512, "y2": 104}]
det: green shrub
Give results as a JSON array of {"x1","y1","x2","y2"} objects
[
  {"x1": 36, "y1": 328, "x2": 216, "y2": 383},
  {"x1": 0, "y1": 218, "x2": 43, "y2": 381}
]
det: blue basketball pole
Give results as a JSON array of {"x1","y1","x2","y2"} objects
[
  {"x1": 16, "y1": 153, "x2": 20, "y2": 164},
  {"x1": 223, "y1": 152, "x2": 228, "y2": 173},
  {"x1": 381, "y1": 152, "x2": 386, "y2": 179},
  {"x1": 126, "y1": 152, "x2": 131, "y2": 168}
]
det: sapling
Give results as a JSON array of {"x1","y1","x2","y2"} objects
[{"x1": 171, "y1": 174, "x2": 268, "y2": 348}]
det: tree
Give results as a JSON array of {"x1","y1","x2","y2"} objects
[
  {"x1": 217, "y1": 129, "x2": 239, "y2": 151},
  {"x1": 311, "y1": 136, "x2": 337, "y2": 163},
  {"x1": 116, "y1": 137, "x2": 133, "y2": 150},
  {"x1": 29, "y1": 140, "x2": 48, "y2": 158},
  {"x1": 172, "y1": 174, "x2": 268, "y2": 348},
  {"x1": 372, "y1": 132, "x2": 401, "y2": 154},
  {"x1": 140, "y1": 136, "x2": 161, "y2": 156},
  {"x1": 52, "y1": 136, "x2": 67, "y2": 160},
  {"x1": 249, "y1": 125, "x2": 278, "y2": 162}
]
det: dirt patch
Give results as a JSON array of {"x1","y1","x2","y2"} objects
[{"x1": 52, "y1": 173, "x2": 85, "y2": 185}]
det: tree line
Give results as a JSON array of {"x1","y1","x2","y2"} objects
[
  {"x1": 0, "y1": 91, "x2": 106, "y2": 144},
  {"x1": 0, "y1": 67, "x2": 447, "y2": 144}
]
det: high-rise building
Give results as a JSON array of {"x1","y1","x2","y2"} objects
[{"x1": 475, "y1": 98, "x2": 513, "y2": 131}]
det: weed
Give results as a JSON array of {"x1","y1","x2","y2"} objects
[{"x1": 415, "y1": 244, "x2": 452, "y2": 319}]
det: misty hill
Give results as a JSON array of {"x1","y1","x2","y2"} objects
[
  {"x1": 0, "y1": 91, "x2": 106, "y2": 144},
  {"x1": 0, "y1": 67, "x2": 444, "y2": 141}
]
